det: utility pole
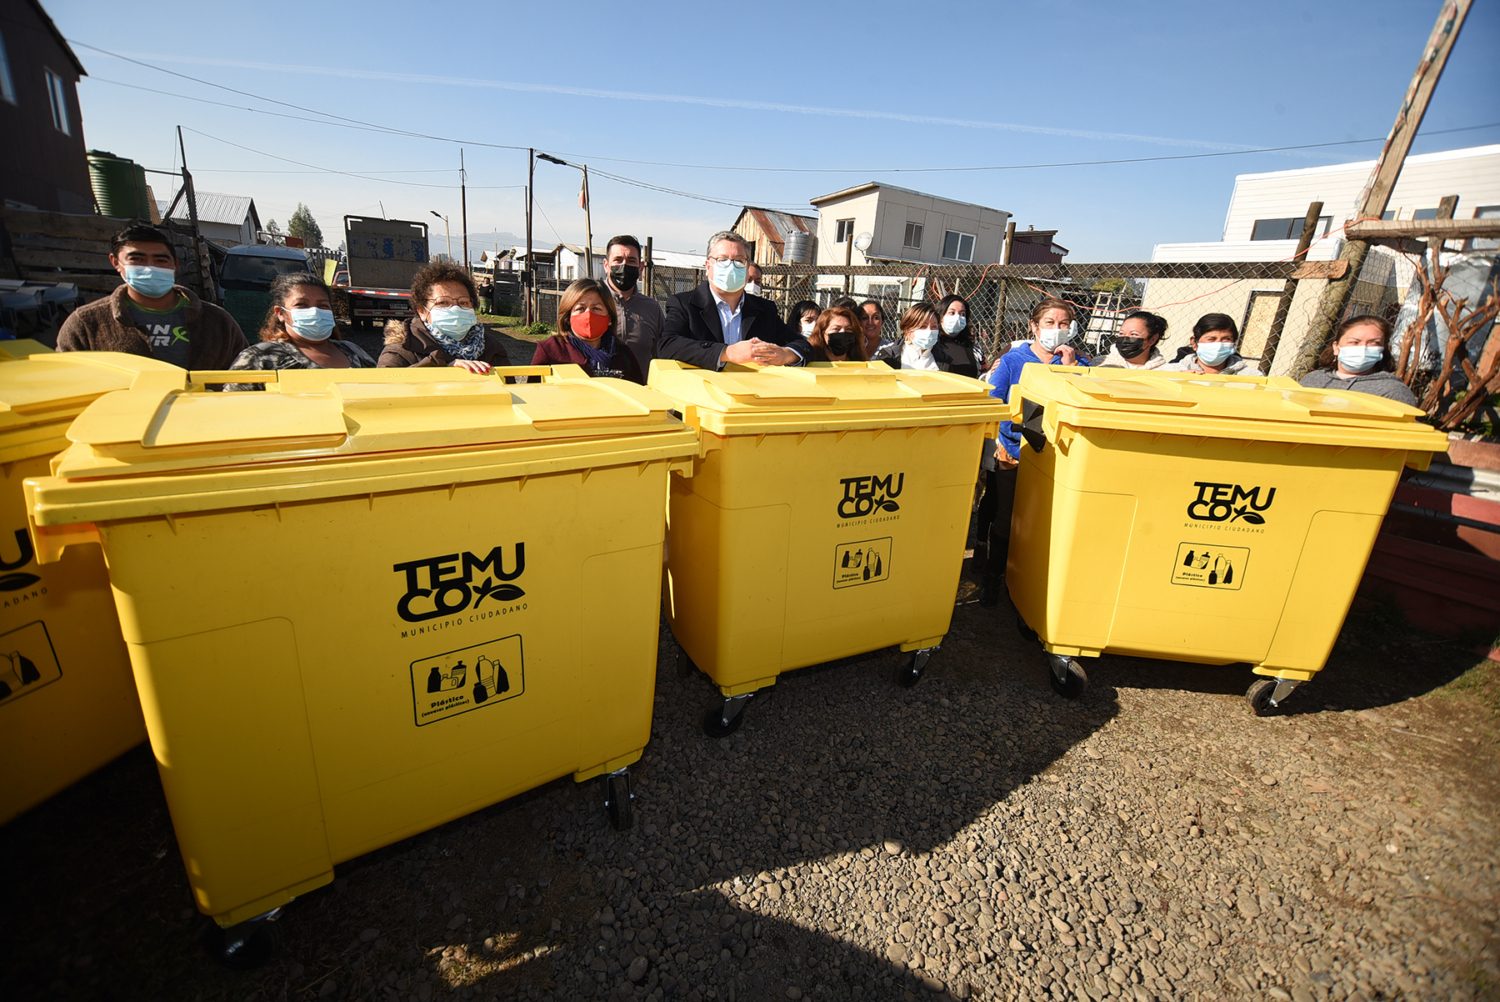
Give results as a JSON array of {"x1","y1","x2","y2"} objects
[
  {"x1": 644, "y1": 236, "x2": 654, "y2": 299},
  {"x1": 582, "y1": 163, "x2": 594, "y2": 279},
  {"x1": 175, "y1": 126, "x2": 211, "y2": 303},
  {"x1": 1260, "y1": 201, "x2": 1323, "y2": 373},
  {"x1": 1291, "y1": 0, "x2": 1471, "y2": 378},
  {"x1": 525, "y1": 148, "x2": 535, "y2": 325},
  {"x1": 460, "y1": 148, "x2": 469, "y2": 272}
]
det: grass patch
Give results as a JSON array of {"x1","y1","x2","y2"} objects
[{"x1": 1437, "y1": 656, "x2": 1500, "y2": 716}]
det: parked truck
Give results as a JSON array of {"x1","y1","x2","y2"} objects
[{"x1": 339, "y1": 216, "x2": 430, "y2": 329}]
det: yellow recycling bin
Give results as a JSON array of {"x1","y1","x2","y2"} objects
[
  {"x1": 25, "y1": 365, "x2": 697, "y2": 947},
  {"x1": 1004, "y1": 366, "x2": 1448, "y2": 714},
  {"x1": 0, "y1": 342, "x2": 181, "y2": 823},
  {"x1": 649, "y1": 360, "x2": 1006, "y2": 736}
]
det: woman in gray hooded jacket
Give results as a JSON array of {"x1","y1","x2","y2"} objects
[{"x1": 1297, "y1": 314, "x2": 1417, "y2": 406}]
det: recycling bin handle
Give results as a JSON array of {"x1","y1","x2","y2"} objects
[
  {"x1": 27, "y1": 519, "x2": 99, "y2": 565},
  {"x1": 1019, "y1": 399, "x2": 1047, "y2": 454}
]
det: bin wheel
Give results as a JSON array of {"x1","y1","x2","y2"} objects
[
  {"x1": 603, "y1": 770, "x2": 634, "y2": 831},
  {"x1": 1014, "y1": 613, "x2": 1039, "y2": 644},
  {"x1": 1246, "y1": 677, "x2": 1299, "y2": 717},
  {"x1": 897, "y1": 648, "x2": 935, "y2": 688},
  {"x1": 702, "y1": 705, "x2": 744, "y2": 739},
  {"x1": 204, "y1": 919, "x2": 275, "y2": 970},
  {"x1": 1047, "y1": 655, "x2": 1087, "y2": 700}
]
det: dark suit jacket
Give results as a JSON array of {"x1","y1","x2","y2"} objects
[{"x1": 657, "y1": 283, "x2": 805, "y2": 369}]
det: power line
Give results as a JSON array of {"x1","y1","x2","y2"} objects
[
  {"x1": 180, "y1": 127, "x2": 522, "y2": 189},
  {"x1": 559, "y1": 122, "x2": 1500, "y2": 174}
]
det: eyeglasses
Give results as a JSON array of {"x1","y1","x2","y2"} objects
[
  {"x1": 707, "y1": 256, "x2": 747, "y2": 265},
  {"x1": 430, "y1": 298, "x2": 473, "y2": 309}
]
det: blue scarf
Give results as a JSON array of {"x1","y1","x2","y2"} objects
[{"x1": 568, "y1": 331, "x2": 618, "y2": 375}]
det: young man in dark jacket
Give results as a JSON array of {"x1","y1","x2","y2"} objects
[{"x1": 56, "y1": 223, "x2": 247, "y2": 368}]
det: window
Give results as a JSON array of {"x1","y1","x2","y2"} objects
[
  {"x1": 1381, "y1": 210, "x2": 1397, "y2": 221},
  {"x1": 1249, "y1": 216, "x2": 1332, "y2": 241},
  {"x1": 941, "y1": 230, "x2": 976, "y2": 262},
  {"x1": 0, "y1": 33, "x2": 15, "y2": 105},
  {"x1": 903, "y1": 222, "x2": 923, "y2": 249},
  {"x1": 1412, "y1": 207, "x2": 1440, "y2": 221},
  {"x1": 1469, "y1": 205, "x2": 1500, "y2": 252},
  {"x1": 44, "y1": 68, "x2": 70, "y2": 135},
  {"x1": 834, "y1": 219, "x2": 854, "y2": 243}
]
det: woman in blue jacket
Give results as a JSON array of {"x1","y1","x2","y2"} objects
[{"x1": 978, "y1": 298, "x2": 1088, "y2": 603}]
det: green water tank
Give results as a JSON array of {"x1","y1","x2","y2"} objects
[{"x1": 87, "y1": 150, "x2": 152, "y2": 220}]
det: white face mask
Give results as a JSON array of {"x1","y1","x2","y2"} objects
[
  {"x1": 1038, "y1": 321, "x2": 1076, "y2": 352},
  {"x1": 941, "y1": 313, "x2": 967, "y2": 335},
  {"x1": 799, "y1": 320, "x2": 816, "y2": 335},
  {"x1": 910, "y1": 327, "x2": 940, "y2": 351},
  {"x1": 744, "y1": 281, "x2": 762, "y2": 296}
]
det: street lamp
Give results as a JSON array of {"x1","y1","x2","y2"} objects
[
  {"x1": 429, "y1": 210, "x2": 453, "y2": 261},
  {"x1": 537, "y1": 153, "x2": 594, "y2": 277}
]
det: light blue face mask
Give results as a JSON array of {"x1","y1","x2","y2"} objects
[
  {"x1": 711, "y1": 259, "x2": 748, "y2": 293},
  {"x1": 427, "y1": 305, "x2": 478, "y2": 339},
  {"x1": 1337, "y1": 345, "x2": 1384, "y2": 373},
  {"x1": 1196, "y1": 342, "x2": 1236, "y2": 367},
  {"x1": 122, "y1": 264, "x2": 176, "y2": 298},
  {"x1": 910, "y1": 327, "x2": 940, "y2": 351},
  {"x1": 286, "y1": 307, "x2": 336, "y2": 342}
]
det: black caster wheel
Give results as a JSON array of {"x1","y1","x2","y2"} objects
[
  {"x1": 702, "y1": 693, "x2": 752, "y2": 739},
  {"x1": 1014, "y1": 613, "x2": 1039, "y2": 644},
  {"x1": 603, "y1": 770, "x2": 634, "y2": 831},
  {"x1": 702, "y1": 704, "x2": 744, "y2": 739},
  {"x1": 897, "y1": 649, "x2": 933, "y2": 688},
  {"x1": 1245, "y1": 678, "x2": 1300, "y2": 717},
  {"x1": 203, "y1": 919, "x2": 275, "y2": 970},
  {"x1": 1047, "y1": 656, "x2": 1087, "y2": 700}
]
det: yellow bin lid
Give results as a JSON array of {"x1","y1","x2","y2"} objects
[
  {"x1": 1011, "y1": 366, "x2": 1449, "y2": 454},
  {"x1": 27, "y1": 365, "x2": 699, "y2": 526},
  {"x1": 647, "y1": 359, "x2": 1006, "y2": 435},
  {"x1": 0, "y1": 342, "x2": 182, "y2": 463}
]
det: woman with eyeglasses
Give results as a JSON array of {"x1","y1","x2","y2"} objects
[{"x1": 379, "y1": 260, "x2": 509, "y2": 372}]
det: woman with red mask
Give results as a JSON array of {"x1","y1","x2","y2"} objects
[{"x1": 530, "y1": 278, "x2": 646, "y2": 383}]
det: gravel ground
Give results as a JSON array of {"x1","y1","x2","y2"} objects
[{"x1": 3, "y1": 574, "x2": 1496, "y2": 1002}]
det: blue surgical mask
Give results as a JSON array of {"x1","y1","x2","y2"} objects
[
  {"x1": 286, "y1": 306, "x2": 335, "y2": 342},
  {"x1": 910, "y1": 327, "x2": 939, "y2": 351},
  {"x1": 427, "y1": 305, "x2": 478, "y2": 339},
  {"x1": 1196, "y1": 342, "x2": 1236, "y2": 367},
  {"x1": 1038, "y1": 321, "x2": 1076, "y2": 352},
  {"x1": 1337, "y1": 345, "x2": 1384, "y2": 373},
  {"x1": 123, "y1": 264, "x2": 176, "y2": 298},
  {"x1": 711, "y1": 259, "x2": 748, "y2": 293},
  {"x1": 941, "y1": 314, "x2": 967, "y2": 335}
]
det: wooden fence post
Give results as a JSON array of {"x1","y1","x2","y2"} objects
[{"x1": 1260, "y1": 201, "x2": 1323, "y2": 373}]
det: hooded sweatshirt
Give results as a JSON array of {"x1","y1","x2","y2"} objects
[{"x1": 1297, "y1": 368, "x2": 1418, "y2": 406}]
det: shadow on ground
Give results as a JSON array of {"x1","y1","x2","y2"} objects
[{"x1": 0, "y1": 582, "x2": 1116, "y2": 1000}]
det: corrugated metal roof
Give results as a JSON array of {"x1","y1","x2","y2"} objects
[
  {"x1": 741, "y1": 207, "x2": 817, "y2": 255},
  {"x1": 158, "y1": 191, "x2": 258, "y2": 227}
]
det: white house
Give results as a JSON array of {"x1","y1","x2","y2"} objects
[
  {"x1": 157, "y1": 191, "x2": 261, "y2": 249},
  {"x1": 808, "y1": 182, "x2": 1010, "y2": 299},
  {"x1": 1149, "y1": 145, "x2": 1500, "y2": 373},
  {"x1": 552, "y1": 243, "x2": 608, "y2": 282}
]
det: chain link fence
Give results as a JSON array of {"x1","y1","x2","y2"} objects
[{"x1": 520, "y1": 254, "x2": 1426, "y2": 377}]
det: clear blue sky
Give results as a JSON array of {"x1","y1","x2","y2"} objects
[{"x1": 49, "y1": 0, "x2": 1500, "y2": 261}]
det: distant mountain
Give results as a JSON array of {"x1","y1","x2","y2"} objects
[{"x1": 428, "y1": 231, "x2": 529, "y2": 260}]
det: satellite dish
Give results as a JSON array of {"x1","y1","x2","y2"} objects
[{"x1": 854, "y1": 231, "x2": 873, "y2": 252}]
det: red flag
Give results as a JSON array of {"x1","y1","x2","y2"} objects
[{"x1": 579, "y1": 181, "x2": 588, "y2": 210}]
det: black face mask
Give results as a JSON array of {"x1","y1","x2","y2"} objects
[
  {"x1": 1114, "y1": 336, "x2": 1148, "y2": 360},
  {"x1": 609, "y1": 264, "x2": 639, "y2": 292},
  {"x1": 827, "y1": 331, "x2": 859, "y2": 359}
]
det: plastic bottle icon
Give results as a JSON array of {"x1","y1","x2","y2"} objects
[
  {"x1": 449, "y1": 660, "x2": 467, "y2": 689},
  {"x1": 473, "y1": 657, "x2": 494, "y2": 704},
  {"x1": 426, "y1": 665, "x2": 443, "y2": 693}
]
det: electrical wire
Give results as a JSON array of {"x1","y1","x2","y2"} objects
[
  {"x1": 180, "y1": 127, "x2": 522, "y2": 189},
  {"x1": 80, "y1": 60, "x2": 1498, "y2": 178}
]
